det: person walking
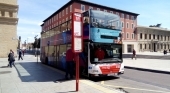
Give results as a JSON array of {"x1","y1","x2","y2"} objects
[
  {"x1": 18, "y1": 49, "x2": 23, "y2": 60},
  {"x1": 65, "y1": 47, "x2": 75, "y2": 80},
  {"x1": 132, "y1": 49, "x2": 136, "y2": 60},
  {"x1": 22, "y1": 50, "x2": 25, "y2": 56},
  {"x1": 8, "y1": 50, "x2": 15, "y2": 68}
]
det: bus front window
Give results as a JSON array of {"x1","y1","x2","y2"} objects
[{"x1": 90, "y1": 43, "x2": 122, "y2": 63}]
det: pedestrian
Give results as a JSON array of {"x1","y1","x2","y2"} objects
[
  {"x1": 65, "y1": 47, "x2": 75, "y2": 80},
  {"x1": 132, "y1": 49, "x2": 136, "y2": 60},
  {"x1": 22, "y1": 50, "x2": 25, "y2": 56},
  {"x1": 8, "y1": 49, "x2": 15, "y2": 68},
  {"x1": 18, "y1": 49, "x2": 23, "y2": 60}
]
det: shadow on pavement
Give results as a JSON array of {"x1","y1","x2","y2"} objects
[
  {"x1": 91, "y1": 76, "x2": 120, "y2": 82},
  {"x1": 0, "y1": 66, "x2": 9, "y2": 68},
  {"x1": 0, "y1": 71, "x2": 11, "y2": 74},
  {"x1": 15, "y1": 62, "x2": 65, "y2": 82}
]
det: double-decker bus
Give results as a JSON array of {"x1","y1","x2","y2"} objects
[{"x1": 40, "y1": 9, "x2": 124, "y2": 78}]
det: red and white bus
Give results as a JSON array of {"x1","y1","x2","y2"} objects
[{"x1": 40, "y1": 9, "x2": 124, "y2": 78}]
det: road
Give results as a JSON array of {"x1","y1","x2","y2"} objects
[{"x1": 93, "y1": 68, "x2": 170, "y2": 93}]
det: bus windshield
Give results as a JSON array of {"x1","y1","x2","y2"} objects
[
  {"x1": 90, "y1": 43, "x2": 122, "y2": 63},
  {"x1": 90, "y1": 10, "x2": 121, "y2": 30}
]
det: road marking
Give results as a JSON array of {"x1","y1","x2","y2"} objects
[{"x1": 101, "y1": 81, "x2": 170, "y2": 93}]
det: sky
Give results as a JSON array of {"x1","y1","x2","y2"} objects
[{"x1": 17, "y1": 0, "x2": 170, "y2": 43}]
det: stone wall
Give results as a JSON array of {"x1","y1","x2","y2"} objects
[
  {"x1": 0, "y1": 0, "x2": 18, "y2": 58},
  {"x1": 0, "y1": 0, "x2": 17, "y2": 5},
  {"x1": 0, "y1": 24, "x2": 17, "y2": 57}
]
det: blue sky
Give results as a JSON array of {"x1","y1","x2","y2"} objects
[{"x1": 18, "y1": 0, "x2": 170, "y2": 43}]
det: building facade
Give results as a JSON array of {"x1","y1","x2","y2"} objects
[
  {"x1": 136, "y1": 25, "x2": 170, "y2": 52},
  {"x1": 41, "y1": 0, "x2": 139, "y2": 54},
  {"x1": 0, "y1": 0, "x2": 18, "y2": 57}
]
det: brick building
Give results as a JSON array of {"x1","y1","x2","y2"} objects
[
  {"x1": 0, "y1": 0, "x2": 18, "y2": 57},
  {"x1": 41, "y1": 0, "x2": 139, "y2": 53}
]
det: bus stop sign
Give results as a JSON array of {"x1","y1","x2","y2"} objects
[{"x1": 72, "y1": 12, "x2": 83, "y2": 53}]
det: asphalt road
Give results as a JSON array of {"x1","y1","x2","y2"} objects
[{"x1": 92, "y1": 68, "x2": 170, "y2": 93}]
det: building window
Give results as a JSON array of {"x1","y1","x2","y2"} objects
[
  {"x1": 161, "y1": 44, "x2": 163, "y2": 49},
  {"x1": 59, "y1": 12, "x2": 61, "y2": 18},
  {"x1": 116, "y1": 12, "x2": 119, "y2": 15},
  {"x1": 63, "y1": 19, "x2": 64, "y2": 23},
  {"x1": 145, "y1": 34, "x2": 147, "y2": 39},
  {"x1": 66, "y1": 8, "x2": 68, "y2": 14},
  {"x1": 131, "y1": 33, "x2": 134, "y2": 39},
  {"x1": 89, "y1": 6, "x2": 93, "y2": 9},
  {"x1": 131, "y1": 16, "x2": 134, "y2": 20},
  {"x1": 140, "y1": 44, "x2": 142, "y2": 49},
  {"x1": 121, "y1": 22, "x2": 124, "y2": 28},
  {"x1": 165, "y1": 36, "x2": 166, "y2": 41},
  {"x1": 131, "y1": 23, "x2": 134, "y2": 29},
  {"x1": 126, "y1": 22, "x2": 129, "y2": 28},
  {"x1": 1, "y1": 11, "x2": 5, "y2": 16},
  {"x1": 70, "y1": 15, "x2": 72, "y2": 19},
  {"x1": 157, "y1": 35, "x2": 159, "y2": 40},
  {"x1": 56, "y1": 14, "x2": 58, "y2": 20},
  {"x1": 122, "y1": 33, "x2": 124, "y2": 38},
  {"x1": 145, "y1": 44, "x2": 147, "y2": 49},
  {"x1": 70, "y1": 5, "x2": 72, "y2": 12},
  {"x1": 121, "y1": 13, "x2": 124, "y2": 18},
  {"x1": 63, "y1": 10, "x2": 64, "y2": 16},
  {"x1": 81, "y1": 4, "x2": 85, "y2": 12},
  {"x1": 126, "y1": 33, "x2": 129, "y2": 39},
  {"x1": 161, "y1": 35, "x2": 162, "y2": 40},
  {"x1": 153, "y1": 34, "x2": 155, "y2": 39},
  {"x1": 9, "y1": 12, "x2": 13, "y2": 17},
  {"x1": 149, "y1": 34, "x2": 151, "y2": 39},
  {"x1": 140, "y1": 33, "x2": 142, "y2": 39},
  {"x1": 66, "y1": 17, "x2": 68, "y2": 21},
  {"x1": 104, "y1": 10, "x2": 107, "y2": 12},
  {"x1": 126, "y1": 15, "x2": 129, "y2": 19},
  {"x1": 97, "y1": 8, "x2": 100, "y2": 11},
  {"x1": 168, "y1": 36, "x2": 169, "y2": 40},
  {"x1": 149, "y1": 44, "x2": 151, "y2": 49},
  {"x1": 110, "y1": 11, "x2": 113, "y2": 13}
]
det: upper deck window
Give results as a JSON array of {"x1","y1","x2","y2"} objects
[{"x1": 89, "y1": 10, "x2": 121, "y2": 30}]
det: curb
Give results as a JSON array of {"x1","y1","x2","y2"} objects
[{"x1": 124, "y1": 66, "x2": 170, "y2": 74}]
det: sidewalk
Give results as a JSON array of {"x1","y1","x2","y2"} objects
[
  {"x1": 0, "y1": 55, "x2": 121, "y2": 93},
  {"x1": 123, "y1": 58, "x2": 170, "y2": 73}
]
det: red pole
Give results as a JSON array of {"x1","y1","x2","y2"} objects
[{"x1": 76, "y1": 53, "x2": 79, "y2": 91}]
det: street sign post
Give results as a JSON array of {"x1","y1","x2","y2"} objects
[{"x1": 72, "y1": 12, "x2": 83, "y2": 91}]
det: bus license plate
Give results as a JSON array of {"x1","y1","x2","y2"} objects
[{"x1": 108, "y1": 73, "x2": 117, "y2": 76}]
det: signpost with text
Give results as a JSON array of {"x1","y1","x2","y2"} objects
[{"x1": 72, "y1": 12, "x2": 83, "y2": 91}]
